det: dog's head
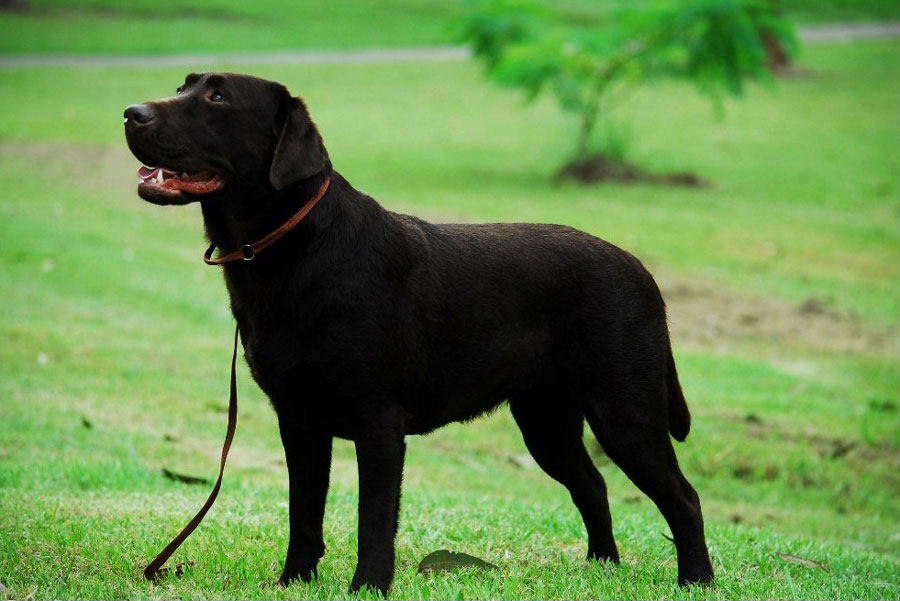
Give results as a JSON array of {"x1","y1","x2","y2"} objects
[{"x1": 124, "y1": 72, "x2": 328, "y2": 206}]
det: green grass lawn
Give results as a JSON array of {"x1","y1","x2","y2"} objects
[
  {"x1": 0, "y1": 30, "x2": 898, "y2": 601},
  {"x1": 0, "y1": 0, "x2": 898, "y2": 55}
]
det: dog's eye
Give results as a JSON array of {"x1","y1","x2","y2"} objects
[{"x1": 208, "y1": 90, "x2": 225, "y2": 103}]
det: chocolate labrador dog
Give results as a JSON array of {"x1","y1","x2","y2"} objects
[{"x1": 124, "y1": 72, "x2": 713, "y2": 594}]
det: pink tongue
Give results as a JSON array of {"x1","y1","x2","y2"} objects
[{"x1": 137, "y1": 166, "x2": 177, "y2": 182}]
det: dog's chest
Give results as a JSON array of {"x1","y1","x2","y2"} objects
[{"x1": 226, "y1": 274, "x2": 309, "y2": 372}]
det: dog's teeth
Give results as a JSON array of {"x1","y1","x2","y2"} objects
[{"x1": 156, "y1": 172, "x2": 164, "y2": 183}]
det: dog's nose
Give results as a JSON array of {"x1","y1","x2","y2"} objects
[{"x1": 124, "y1": 103, "x2": 155, "y2": 126}]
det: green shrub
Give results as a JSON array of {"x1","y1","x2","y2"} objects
[{"x1": 457, "y1": 0, "x2": 797, "y2": 175}]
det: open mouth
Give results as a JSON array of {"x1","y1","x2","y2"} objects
[{"x1": 136, "y1": 165, "x2": 225, "y2": 204}]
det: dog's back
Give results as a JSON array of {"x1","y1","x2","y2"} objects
[{"x1": 382, "y1": 215, "x2": 676, "y2": 434}]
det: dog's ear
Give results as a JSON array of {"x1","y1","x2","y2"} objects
[{"x1": 269, "y1": 91, "x2": 328, "y2": 190}]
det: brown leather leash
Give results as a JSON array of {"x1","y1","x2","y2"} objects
[
  {"x1": 144, "y1": 177, "x2": 329, "y2": 581},
  {"x1": 143, "y1": 325, "x2": 239, "y2": 581}
]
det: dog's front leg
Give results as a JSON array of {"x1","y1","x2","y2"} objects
[
  {"x1": 349, "y1": 406, "x2": 406, "y2": 595},
  {"x1": 277, "y1": 420, "x2": 333, "y2": 586}
]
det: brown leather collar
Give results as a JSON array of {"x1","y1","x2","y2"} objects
[{"x1": 203, "y1": 176, "x2": 331, "y2": 265}]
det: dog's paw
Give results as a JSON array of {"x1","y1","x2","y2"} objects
[
  {"x1": 587, "y1": 543, "x2": 620, "y2": 564},
  {"x1": 348, "y1": 570, "x2": 390, "y2": 597},
  {"x1": 278, "y1": 565, "x2": 317, "y2": 587},
  {"x1": 677, "y1": 570, "x2": 714, "y2": 588}
]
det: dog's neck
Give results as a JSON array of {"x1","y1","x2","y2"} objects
[{"x1": 200, "y1": 166, "x2": 335, "y2": 257}]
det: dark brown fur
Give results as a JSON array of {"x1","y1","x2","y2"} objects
[{"x1": 124, "y1": 72, "x2": 713, "y2": 595}]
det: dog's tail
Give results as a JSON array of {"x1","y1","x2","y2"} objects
[{"x1": 667, "y1": 349, "x2": 691, "y2": 442}]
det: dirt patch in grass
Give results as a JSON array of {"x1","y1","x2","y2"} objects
[
  {"x1": 0, "y1": 141, "x2": 129, "y2": 185},
  {"x1": 660, "y1": 279, "x2": 897, "y2": 356},
  {"x1": 555, "y1": 153, "x2": 708, "y2": 187}
]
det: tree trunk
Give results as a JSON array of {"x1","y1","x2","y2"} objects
[
  {"x1": 762, "y1": 0, "x2": 791, "y2": 74},
  {"x1": 576, "y1": 84, "x2": 604, "y2": 161},
  {"x1": 0, "y1": 0, "x2": 30, "y2": 11}
]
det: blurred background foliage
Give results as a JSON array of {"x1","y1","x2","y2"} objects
[{"x1": 456, "y1": 0, "x2": 798, "y2": 180}]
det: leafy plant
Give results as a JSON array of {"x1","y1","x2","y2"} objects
[{"x1": 456, "y1": 0, "x2": 798, "y2": 180}]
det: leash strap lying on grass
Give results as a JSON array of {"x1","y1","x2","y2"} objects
[{"x1": 143, "y1": 325, "x2": 240, "y2": 582}]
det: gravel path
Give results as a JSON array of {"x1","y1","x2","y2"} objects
[
  {"x1": 0, "y1": 46, "x2": 469, "y2": 69},
  {"x1": 0, "y1": 21, "x2": 897, "y2": 69}
]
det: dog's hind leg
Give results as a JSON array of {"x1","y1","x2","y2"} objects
[
  {"x1": 509, "y1": 394, "x2": 619, "y2": 563},
  {"x1": 582, "y1": 380, "x2": 714, "y2": 586}
]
